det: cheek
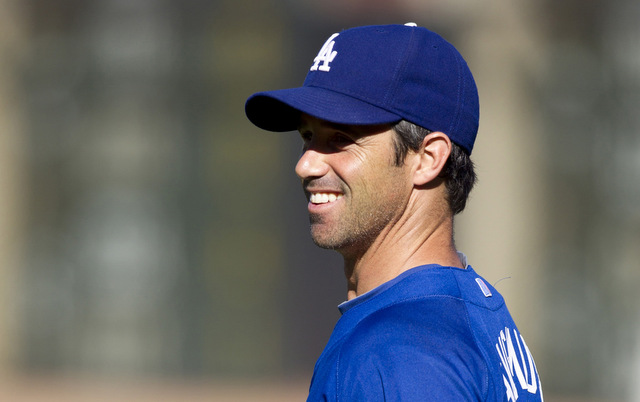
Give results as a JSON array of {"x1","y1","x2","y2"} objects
[
  {"x1": 358, "y1": 162, "x2": 412, "y2": 204},
  {"x1": 334, "y1": 146, "x2": 412, "y2": 198},
  {"x1": 330, "y1": 154, "x2": 363, "y2": 189}
]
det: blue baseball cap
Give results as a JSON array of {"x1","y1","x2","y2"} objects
[{"x1": 245, "y1": 23, "x2": 479, "y2": 154}]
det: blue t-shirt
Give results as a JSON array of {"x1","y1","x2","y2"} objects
[{"x1": 307, "y1": 264, "x2": 543, "y2": 401}]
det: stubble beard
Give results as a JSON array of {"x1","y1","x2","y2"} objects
[
  {"x1": 308, "y1": 198, "x2": 401, "y2": 256},
  {"x1": 304, "y1": 155, "x2": 410, "y2": 256}
]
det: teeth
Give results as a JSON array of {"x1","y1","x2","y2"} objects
[{"x1": 310, "y1": 193, "x2": 342, "y2": 204}]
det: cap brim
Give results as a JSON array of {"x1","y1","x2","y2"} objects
[{"x1": 245, "y1": 86, "x2": 402, "y2": 132}]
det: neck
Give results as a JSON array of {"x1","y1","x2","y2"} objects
[{"x1": 341, "y1": 199, "x2": 462, "y2": 301}]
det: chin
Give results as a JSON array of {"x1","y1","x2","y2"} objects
[
  {"x1": 310, "y1": 235, "x2": 339, "y2": 250},
  {"x1": 310, "y1": 231, "x2": 361, "y2": 254},
  {"x1": 310, "y1": 229, "x2": 343, "y2": 250}
]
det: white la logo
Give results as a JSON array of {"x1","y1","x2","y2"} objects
[{"x1": 310, "y1": 33, "x2": 339, "y2": 72}]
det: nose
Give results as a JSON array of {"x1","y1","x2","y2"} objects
[{"x1": 295, "y1": 148, "x2": 329, "y2": 180}]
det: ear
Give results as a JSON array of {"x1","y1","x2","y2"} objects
[{"x1": 412, "y1": 132, "x2": 452, "y2": 186}]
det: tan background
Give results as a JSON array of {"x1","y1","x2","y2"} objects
[{"x1": 0, "y1": 0, "x2": 638, "y2": 400}]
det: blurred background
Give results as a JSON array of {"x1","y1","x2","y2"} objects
[{"x1": 0, "y1": 0, "x2": 638, "y2": 400}]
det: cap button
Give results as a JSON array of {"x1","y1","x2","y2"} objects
[{"x1": 404, "y1": 22, "x2": 417, "y2": 27}]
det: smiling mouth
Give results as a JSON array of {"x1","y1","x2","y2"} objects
[{"x1": 309, "y1": 192, "x2": 343, "y2": 204}]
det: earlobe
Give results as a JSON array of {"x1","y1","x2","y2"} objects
[{"x1": 413, "y1": 132, "x2": 452, "y2": 186}]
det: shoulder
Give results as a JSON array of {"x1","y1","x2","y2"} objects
[
  {"x1": 347, "y1": 294, "x2": 476, "y2": 350},
  {"x1": 334, "y1": 296, "x2": 489, "y2": 400}
]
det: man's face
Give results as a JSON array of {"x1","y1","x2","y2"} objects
[{"x1": 295, "y1": 114, "x2": 413, "y2": 256}]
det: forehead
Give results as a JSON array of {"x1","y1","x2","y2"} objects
[{"x1": 297, "y1": 113, "x2": 394, "y2": 137}]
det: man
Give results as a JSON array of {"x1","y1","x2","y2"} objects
[{"x1": 245, "y1": 23, "x2": 543, "y2": 401}]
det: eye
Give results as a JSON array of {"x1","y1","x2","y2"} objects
[{"x1": 329, "y1": 133, "x2": 354, "y2": 148}]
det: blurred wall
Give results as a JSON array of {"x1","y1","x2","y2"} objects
[
  {"x1": 0, "y1": 0, "x2": 28, "y2": 374},
  {"x1": 0, "y1": 0, "x2": 638, "y2": 400}
]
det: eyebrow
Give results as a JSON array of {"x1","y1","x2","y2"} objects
[
  {"x1": 298, "y1": 120, "x2": 387, "y2": 138},
  {"x1": 297, "y1": 119, "x2": 348, "y2": 133}
]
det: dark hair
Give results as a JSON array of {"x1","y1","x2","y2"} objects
[{"x1": 392, "y1": 120, "x2": 477, "y2": 215}]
